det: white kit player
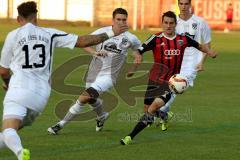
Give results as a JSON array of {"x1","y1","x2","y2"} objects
[
  {"x1": 48, "y1": 8, "x2": 142, "y2": 134},
  {"x1": 158, "y1": 0, "x2": 212, "y2": 130},
  {"x1": 0, "y1": 2, "x2": 128, "y2": 160}
]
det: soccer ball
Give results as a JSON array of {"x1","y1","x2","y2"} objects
[{"x1": 169, "y1": 74, "x2": 189, "y2": 94}]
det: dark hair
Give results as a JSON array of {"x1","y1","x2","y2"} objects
[
  {"x1": 178, "y1": 0, "x2": 191, "y2": 4},
  {"x1": 17, "y1": 1, "x2": 38, "y2": 19},
  {"x1": 112, "y1": 8, "x2": 128, "y2": 18},
  {"x1": 162, "y1": 11, "x2": 177, "y2": 23}
]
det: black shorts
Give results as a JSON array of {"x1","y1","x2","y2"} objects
[
  {"x1": 144, "y1": 80, "x2": 171, "y2": 105},
  {"x1": 227, "y1": 19, "x2": 233, "y2": 23}
]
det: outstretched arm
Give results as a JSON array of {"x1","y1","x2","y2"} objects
[
  {"x1": 75, "y1": 24, "x2": 128, "y2": 48},
  {"x1": 186, "y1": 36, "x2": 217, "y2": 58},
  {"x1": 196, "y1": 42, "x2": 210, "y2": 72},
  {"x1": 198, "y1": 43, "x2": 217, "y2": 58},
  {"x1": 75, "y1": 34, "x2": 109, "y2": 48}
]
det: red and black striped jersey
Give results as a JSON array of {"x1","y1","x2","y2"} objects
[{"x1": 138, "y1": 32, "x2": 200, "y2": 83}]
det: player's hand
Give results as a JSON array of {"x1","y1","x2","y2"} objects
[
  {"x1": 208, "y1": 50, "x2": 218, "y2": 58},
  {"x1": 127, "y1": 64, "x2": 139, "y2": 77},
  {"x1": 133, "y1": 52, "x2": 142, "y2": 65},
  {"x1": 127, "y1": 53, "x2": 142, "y2": 77},
  {"x1": 95, "y1": 50, "x2": 108, "y2": 57},
  {"x1": 196, "y1": 63, "x2": 204, "y2": 72},
  {"x1": 112, "y1": 24, "x2": 128, "y2": 36}
]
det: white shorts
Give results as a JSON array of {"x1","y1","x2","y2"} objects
[
  {"x1": 3, "y1": 101, "x2": 39, "y2": 127},
  {"x1": 86, "y1": 76, "x2": 113, "y2": 94},
  {"x1": 4, "y1": 88, "x2": 50, "y2": 113}
]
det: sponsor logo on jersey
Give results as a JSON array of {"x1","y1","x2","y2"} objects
[
  {"x1": 164, "y1": 49, "x2": 180, "y2": 59},
  {"x1": 160, "y1": 42, "x2": 165, "y2": 46},
  {"x1": 104, "y1": 42, "x2": 122, "y2": 54},
  {"x1": 192, "y1": 23, "x2": 198, "y2": 30}
]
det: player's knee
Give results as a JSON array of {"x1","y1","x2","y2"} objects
[
  {"x1": 90, "y1": 98, "x2": 102, "y2": 108},
  {"x1": 143, "y1": 105, "x2": 149, "y2": 113},
  {"x1": 159, "y1": 92, "x2": 172, "y2": 104},
  {"x1": 2, "y1": 118, "x2": 23, "y2": 131},
  {"x1": 81, "y1": 87, "x2": 99, "y2": 104},
  {"x1": 139, "y1": 113, "x2": 154, "y2": 125}
]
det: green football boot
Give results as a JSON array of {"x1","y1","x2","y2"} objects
[{"x1": 120, "y1": 136, "x2": 132, "y2": 145}]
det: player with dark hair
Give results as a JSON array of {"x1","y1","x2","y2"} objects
[
  {"x1": 48, "y1": 8, "x2": 142, "y2": 134},
  {"x1": 120, "y1": 11, "x2": 217, "y2": 145},
  {"x1": 158, "y1": 0, "x2": 213, "y2": 131},
  {"x1": 113, "y1": 7, "x2": 128, "y2": 18},
  {"x1": 0, "y1": 1, "x2": 127, "y2": 159}
]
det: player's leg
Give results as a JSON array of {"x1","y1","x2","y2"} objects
[
  {"x1": 88, "y1": 77, "x2": 112, "y2": 117},
  {"x1": 158, "y1": 94, "x2": 176, "y2": 130},
  {"x1": 89, "y1": 77, "x2": 112, "y2": 131},
  {"x1": 48, "y1": 88, "x2": 95, "y2": 134},
  {"x1": 143, "y1": 80, "x2": 158, "y2": 113},
  {"x1": 1, "y1": 102, "x2": 30, "y2": 160},
  {"x1": 91, "y1": 98, "x2": 109, "y2": 131},
  {"x1": 142, "y1": 81, "x2": 156, "y2": 126},
  {"x1": 121, "y1": 92, "x2": 172, "y2": 145},
  {"x1": 158, "y1": 73, "x2": 194, "y2": 130},
  {"x1": 121, "y1": 81, "x2": 171, "y2": 145},
  {"x1": 48, "y1": 77, "x2": 112, "y2": 134}
]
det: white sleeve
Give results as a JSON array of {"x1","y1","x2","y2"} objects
[
  {"x1": 201, "y1": 20, "x2": 211, "y2": 44},
  {"x1": 52, "y1": 29, "x2": 78, "y2": 49},
  {"x1": 90, "y1": 28, "x2": 103, "y2": 35},
  {"x1": 131, "y1": 35, "x2": 142, "y2": 51},
  {"x1": 0, "y1": 32, "x2": 14, "y2": 68}
]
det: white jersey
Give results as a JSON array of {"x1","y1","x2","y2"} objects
[
  {"x1": 0, "y1": 23, "x2": 78, "y2": 112},
  {"x1": 86, "y1": 26, "x2": 141, "y2": 84},
  {"x1": 176, "y1": 14, "x2": 211, "y2": 77}
]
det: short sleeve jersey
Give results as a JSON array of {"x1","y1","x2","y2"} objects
[
  {"x1": 0, "y1": 23, "x2": 78, "y2": 93},
  {"x1": 86, "y1": 26, "x2": 141, "y2": 83}
]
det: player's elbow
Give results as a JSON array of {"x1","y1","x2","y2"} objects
[
  {"x1": 0, "y1": 67, "x2": 10, "y2": 78},
  {"x1": 75, "y1": 36, "x2": 92, "y2": 48}
]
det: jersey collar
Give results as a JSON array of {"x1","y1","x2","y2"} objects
[{"x1": 162, "y1": 33, "x2": 176, "y2": 40}]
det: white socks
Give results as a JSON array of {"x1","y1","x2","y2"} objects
[
  {"x1": 59, "y1": 99, "x2": 104, "y2": 127},
  {"x1": 3, "y1": 128, "x2": 23, "y2": 159},
  {"x1": 0, "y1": 132, "x2": 6, "y2": 149},
  {"x1": 160, "y1": 93, "x2": 176, "y2": 113},
  {"x1": 59, "y1": 100, "x2": 84, "y2": 127},
  {"x1": 91, "y1": 99, "x2": 104, "y2": 117}
]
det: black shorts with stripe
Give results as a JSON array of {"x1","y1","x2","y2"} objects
[{"x1": 144, "y1": 80, "x2": 171, "y2": 105}]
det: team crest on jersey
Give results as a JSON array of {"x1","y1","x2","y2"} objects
[
  {"x1": 119, "y1": 38, "x2": 131, "y2": 49},
  {"x1": 177, "y1": 40, "x2": 184, "y2": 46},
  {"x1": 192, "y1": 23, "x2": 198, "y2": 30}
]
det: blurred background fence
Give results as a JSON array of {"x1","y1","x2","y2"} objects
[{"x1": 0, "y1": 0, "x2": 239, "y2": 30}]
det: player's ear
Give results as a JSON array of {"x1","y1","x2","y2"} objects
[
  {"x1": 17, "y1": 16, "x2": 24, "y2": 24},
  {"x1": 17, "y1": 16, "x2": 21, "y2": 23}
]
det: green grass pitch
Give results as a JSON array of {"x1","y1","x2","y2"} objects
[{"x1": 0, "y1": 22, "x2": 240, "y2": 160}]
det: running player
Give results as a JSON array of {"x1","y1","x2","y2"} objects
[
  {"x1": 47, "y1": 8, "x2": 142, "y2": 134},
  {"x1": 0, "y1": 2, "x2": 127, "y2": 159},
  {"x1": 120, "y1": 11, "x2": 217, "y2": 145}
]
